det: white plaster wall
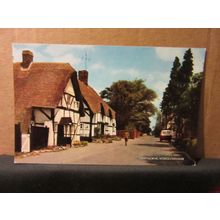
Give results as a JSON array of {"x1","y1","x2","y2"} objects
[
  {"x1": 112, "y1": 119, "x2": 116, "y2": 135},
  {"x1": 93, "y1": 114, "x2": 97, "y2": 123},
  {"x1": 81, "y1": 113, "x2": 90, "y2": 123},
  {"x1": 65, "y1": 80, "x2": 75, "y2": 95},
  {"x1": 21, "y1": 134, "x2": 30, "y2": 152},
  {"x1": 54, "y1": 133, "x2": 57, "y2": 146},
  {"x1": 92, "y1": 124, "x2": 96, "y2": 137},
  {"x1": 35, "y1": 109, "x2": 51, "y2": 123},
  {"x1": 64, "y1": 80, "x2": 79, "y2": 111},
  {"x1": 53, "y1": 79, "x2": 81, "y2": 143},
  {"x1": 44, "y1": 120, "x2": 54, "y2": 146},
  {"x1": 54, "y1": 108, "x2": 65, "y2": 123},
  {"x1": 104, "y1": 124, "x2": 109, "y2": 134},
  {"x1": 80, "y1": 109, "x2": 116, "y2": 137},
  {"x1": 80, "y1": 123, "x2": 90, "y2": 137}
]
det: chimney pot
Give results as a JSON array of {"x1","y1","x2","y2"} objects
[
  {"x1": 79, "y1": 70, "x2": 88, "y2": 85},
  {"x1": 22, "y1": 50, "x2": 33, "y2": 68}
]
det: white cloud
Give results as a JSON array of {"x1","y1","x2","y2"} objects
[
  {"x1": 151, "y1": 81, "x2": 168, "y2": 96},
  {"x1": 155, "y1": 47, "x2": 206, "y2": 73},
  {"x1": 191, "y1": 48, "x2": 206, "y2": 73},
  {"x1": 13, "y1": 44, "x2": 83, "y2": 68},
  {"x1": 51, "y1": 53, "x2": 81, "y2": 66},
  {"x1": 43, "y1": 44, "x2": 96, "y2": 68},
  {"x1": 146, "y1": 71, "x2": 170, "y2": 83},
  {"x1": 44, "y1": 45, "x2": 71, "y2": 57},
  {"x1": 44, "y1": 44, "x2": 95, "y2": 57},
  {"x1": 153, "y1": 98, "x2": 161, "y2": 108},
  {"x1": 12, "y1": 47, "x2": 23, "y2": 62},
  {"x1": 127, "y1": 68, "x2": 141, "y2": 77},
  {"x1": 110, "y1": 68, "x2": 141, "y2": 78},
  {"x1": 155, "y1": 47, "x2": 185, "y2": 62},
  {"x1": 90, "y1": 63, "x2": 105, "y2": 70},
  {"x1": 12, "y1": 47, "x2": 47, "y2": 62}
]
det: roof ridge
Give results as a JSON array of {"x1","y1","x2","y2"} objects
[{"x1": 78, "y1": 79, "x2": 115, "y2": 117}]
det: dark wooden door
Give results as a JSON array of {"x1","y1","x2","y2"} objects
[
  {"x1": 57, "y1": 124, "x2": 64, "y2": 146},
  {"x1": 15, "y1": 123, "x2": 21, "y2": 152},
  {"x1": 101, "y1": 123, "x2": 104, "y2": 135},
  {"x1": 57, "y1": 125, "x2": 72, "y2": 146},
  {"x1": 30, "y1": 126, "x2": 49, "y2": 151}
]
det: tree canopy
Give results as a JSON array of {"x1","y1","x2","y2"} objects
[
  {"x1": 160, "y1": 48, "x2": 203, "y2": 138},
  {"x1": 100, "y1": 79, "x2": 157, "y2": 133}
]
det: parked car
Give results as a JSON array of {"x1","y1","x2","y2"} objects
[{"x1": 160, "y1": 129, "x2": 172, "y2": 142}]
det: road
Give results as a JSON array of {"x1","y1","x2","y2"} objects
[{"x1": 15, "y1": 135, "x2": 179, "y2": 165}]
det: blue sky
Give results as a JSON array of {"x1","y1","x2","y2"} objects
[{"x1": 13, "y1": 43, "x2": 206, "y2": 128}]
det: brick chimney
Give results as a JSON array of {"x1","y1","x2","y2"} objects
[
  {"x1": 78, "y1": 70, "x2": 88, "y2": 85},
  {"x1": 21, "y1": 50, "x2": 33, "y2": 68}
]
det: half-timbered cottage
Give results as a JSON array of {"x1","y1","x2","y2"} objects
[
  {"x1": 78, "y1": 70, "x2": 116, "y2": 141},
  {"x1": 14, "y1": 50, "x2": 84, "y2": 152}
]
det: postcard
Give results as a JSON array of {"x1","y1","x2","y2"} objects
[{"x1": 13, "y1": 43, "x2": 206, "y2": 166}]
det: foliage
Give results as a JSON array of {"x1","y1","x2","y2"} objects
[
  {"x1": 160, "y1": 48, "x2": 203, "y2": 140},
  {"x1": 161, "y1": 56, "x2": 181, "y2": 118},
  {"x1": 180, "y1": 72, "x2": 203, "y2": 136},
  {"x1": 73, "y1": 140, "x2": 81, "y2": 146},
  {"x1": 100, "y1": 79, "x2": 157, "y2": 133},
  {"x1": 73, "y1": 140, "x2": 88, "y2": 147},
  {"x1": 80, "y1": 141, "x2": 88, "y2": 146}
]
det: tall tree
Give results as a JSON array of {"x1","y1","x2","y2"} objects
[
  {"x1": 178, "y1": 49, "x2": 194, "y2": 91},
  {"x1": 175, "y1": 49, "x2": 194, "y2": 137},
  {"x1": 179, "y1": 72, "x2": 203, "y2": 137},
  {"x1": 161, "y1": 56, "x2": 181, "y2": 127},
  {"x1": 189, "y1": 72, "x2": 203, "y2": 137},
  {"x1": 160, "y1": 49, "x2": 194, "y2": 138},
  {"x1": 100, "y1": 79, "x2": 157, "y2": 132}
]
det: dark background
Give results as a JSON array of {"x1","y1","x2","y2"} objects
[{"x1": 1, "y1": 156, "x2": 220, "y2": 193}]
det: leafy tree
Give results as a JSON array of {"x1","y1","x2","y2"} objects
[
  {"x1": 175, "y1": 49, "x2": 194, "y2": 137},
  {"x1": 179, "y1": 72, "x2": 203, "y2": 137},
  {"x1": 160, "y1": 48, "x2": 203, "y2": 140},
  {"x1": 100, "y1": 79, "x2": 157, "y2": 132},
  {"x1": 190, "y1": 72, "x2": 203, "y2": 135},
  {"x1": 161, "y1": 56, "x2": 181, "y2": 127},
  {"x1": 178, "y1": 49, "x2": 194, "y2": 91}
]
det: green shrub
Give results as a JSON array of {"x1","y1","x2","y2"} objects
[
  {"x1": 175, "y1": 138, "x2": 197, "y2": 159},
  {"x1": 112, "y1": 136, "x2": 121, "y2": 141},
  {"x1": 73, "y1": 140, "x2": 81, "y2": 146},
  {"x1": 80, "y1": 141, "x2": 88, "y2": 147}
]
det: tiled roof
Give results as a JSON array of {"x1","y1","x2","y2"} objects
[
  {"x1": 78, "y1": 80, "x2": 116, "y2": 119},
  {"x1": 14, "y1": 62, "x2": 75, "y2": 132}
]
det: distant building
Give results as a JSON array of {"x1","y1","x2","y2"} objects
[
  {"x1": 14, "y1": 50, "x2": 84, "y2": 152},
  {"x1": 78, "y1": 70, "x2": 116, "y2": 141}
]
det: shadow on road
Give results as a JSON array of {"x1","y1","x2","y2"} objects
[{"x1": 137, "y1": 143, "x2": 169, "y2": 147}]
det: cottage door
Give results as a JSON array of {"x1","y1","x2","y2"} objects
[
  {"x1": 30, "y1": 126, "x2": 49, "y2": 151},
  {"x1": 57, "y1": 124, "x2": 64, "y2": 146},
  {"x1": 101, "y1": 123, "x2": 104, "y2": 135},
  {"x1": 15, "y1": 123, "x2": 21, "y2": 152}
]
